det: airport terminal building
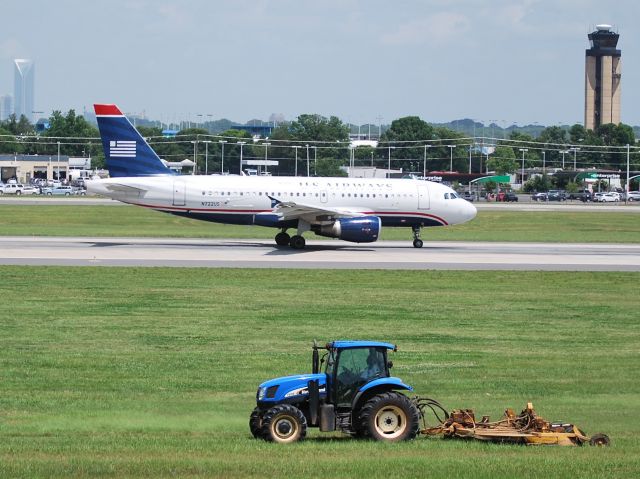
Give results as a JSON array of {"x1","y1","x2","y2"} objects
[{"x1": 0, "y1": 154, "x2": 91, "y2": 183}]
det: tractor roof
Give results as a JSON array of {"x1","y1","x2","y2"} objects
[{"x1": 328, "y1": 340, "x2": 397, "y2": 351}]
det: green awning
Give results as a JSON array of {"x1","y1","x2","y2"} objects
[
  {"x1": 575, "y1": 172, "x2": 598, "y2": 180},
  {"x1": 470, "y1": 175, "x2": 510, "y2": 184}
]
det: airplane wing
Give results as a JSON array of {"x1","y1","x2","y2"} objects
[{"x1": 269, "y1": 196, "x2": 367, "y2": 222}]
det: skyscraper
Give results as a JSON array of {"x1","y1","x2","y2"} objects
[
  {"x1": 584, "y1": 25, "x2": 621, "y2": 130},
  {"x1": 0, "y1": 95, "x2": 13, "y2": 121},
  {"x1": 14, "y1": 59, "x2": 35, "y2": 122}
]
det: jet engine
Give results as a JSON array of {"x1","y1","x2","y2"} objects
[{"x1": 312, "y1": 216, "x2": 381, "y2": 243}]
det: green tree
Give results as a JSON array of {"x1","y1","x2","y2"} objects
[
  {"x1": 1, "y1": 114, "x2": 34, "y2": 136},
  {"x1": 380, "y1": 116, "x2": 436, "y2": 172},
  {"x1": 315, "y1": 158, "x2": 347, "y2": 177},
  {"x1": 0, "y1": 127, "x2": 23, "y2": 154},
  {"x1": 523, "y1": 173, "x2": 553, "y2": 193},
  {"x1": 487, "y1": 146, "x2": 518, "y2": 174},
  {"x1": 41, "y1": 110, "x2": 103, "y2": 167}
]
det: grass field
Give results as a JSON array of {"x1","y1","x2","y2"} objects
[
  {"x1": 0, "y1": 204, "x2": 639, "y2": 242},
  {"x1": 1, "y1": 267, "x2": 639, "y2": 478}
]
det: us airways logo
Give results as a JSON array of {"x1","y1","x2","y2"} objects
[{"x1": 109, "y1": 140, "x2": 136, "y2": 158}]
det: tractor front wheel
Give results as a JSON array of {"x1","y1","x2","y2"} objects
[
  {"x1": 359, "y1": 392, "x2": 420, "y2": 442},
  {"x1": 261, "y1": 404, "x2": 307, "y2": 444}
]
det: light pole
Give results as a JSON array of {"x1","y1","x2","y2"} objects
[
  {"x1": 542, "y1": 151, "x2": 546, "y2": 174},
  {"x1": 468, "y1": 144, "x2": 473, "y2": 173},
  {"x1": 519, "y1": 148, "x2": 528, "y2": 187},
  {"x1": 387, "y1": 146, "x2": 395, "y2": 173},
  {"x1": 626, "y1": 143, "x2": 630, "y2": 200},
  {"x1": 447, "y1": 145, "x2": 457, "y2": 172},
  {"x1": 569, "y1": 147, "x2": 580, "y2": 170},
  {"x1": 312, "y1": 146, "x2": 317, "y2": 175},
  {"x1": 190, "y1": 140, "x2": 198, "y2": 175},
  {"x1": 263, "y1": 142, "x2": 271, "y2": 175},
  {"x1": 202, "y1": 140, "x2": 211, "y2": 175},
  {"x1": 238, "y1": 141, "x2": 246, "y2": 174},
  {"x1": 306, "y1": 144, "x2": 310, "y2": 176},
  {"x1": 56, "y1": 141, "x2": 60, "y2": 181},
  {"x1": 423, "y1": 144, "x2": 432, "y2": 178},
  {"x1": 292, "y1": 145, "x2": 301, "y2": 176},
  {"x1": 560, "y1": 150, "x2": 568, "y2": 169},
  {"x1": 219, "y1": 140, "x2": 227, "y2": 174}
]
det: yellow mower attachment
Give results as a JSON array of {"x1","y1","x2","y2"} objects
[{"x1": 418, "y1": 400, "x2": 610, "y2": 447}]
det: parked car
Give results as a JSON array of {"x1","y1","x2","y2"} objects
[
  {"x1": 625, "y1": 191, "x2": 640, "y2": 202},
  {"x1": 547, "y1": 190, "x2": 567, "y2": 201},
  {"x1": 20, "y1": 185, "x2": 40, "y2": 195},
  {"x1": 0, "y1": 183, "x2": 25, "y2": 195},
  {"x1": 497, "y1": 192, "x2": 518, "y2": 202},
  {"x1": 531, "y1": 192, "x2": 548, "y2": 202},
  {"x1": 461, "y1": 191, "x2": 476, "y2": 202},
  {"x1": 567, "y1": 190, "x2": 592, "y2": 202},
  {"x1": 41, "y1": 185, "x2": 76, "y2": 196},
  {"x1": 597, "y1": 192, "x2": 620, "y2": 203}
]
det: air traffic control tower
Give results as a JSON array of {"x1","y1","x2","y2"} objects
[{"x1": 584, "y1": 24, "x2": 621, "y2": 130}]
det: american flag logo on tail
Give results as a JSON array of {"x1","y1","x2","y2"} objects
[{"x1": 109, "y1": 140, "x2": 136, "y2": 157}]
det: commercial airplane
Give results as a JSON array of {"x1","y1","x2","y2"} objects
[{"x1": 88, "y1": 104, "x2": 477, "y2": 249}]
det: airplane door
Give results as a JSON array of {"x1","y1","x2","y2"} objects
[
  {"x1": 417, "y1": 182, "x2": 430, "y2": 209},
  {"x1": 173, "y1": 180, "x2": 186, "y2": 206}
]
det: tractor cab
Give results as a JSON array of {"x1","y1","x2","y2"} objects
[
  {"x1": 323, "y1": 341, "x2": 392, "y2": 407},
  {"x1": 251, "y1": 340, "x2": 419, "y2": 444}
]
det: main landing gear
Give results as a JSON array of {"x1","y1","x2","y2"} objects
[
  {"x1": 274, "y1": 230, "x2": 306, "y2": 250},
  {"x1": 412, "y1": 225, "x2": 423, "y2": 248}
]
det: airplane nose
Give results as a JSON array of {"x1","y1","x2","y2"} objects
[{"x1": 463, "y1": 201, "x2": 477, "y2": 223}]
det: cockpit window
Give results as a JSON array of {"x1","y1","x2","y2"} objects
[
  {"x1": 450, "y1": 192, "x2": 458, "y2": 199},
  {"x1": 444, "y1": 193, "x2": 450, "y2": 199}
]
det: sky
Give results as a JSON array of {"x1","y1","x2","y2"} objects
[{"x1": 1, "y1": 0, "x2": 638, "y2": 127}]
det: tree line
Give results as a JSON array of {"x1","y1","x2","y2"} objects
[{"x1": 1, "y1": 111, "x2": 637, "y2": 180}]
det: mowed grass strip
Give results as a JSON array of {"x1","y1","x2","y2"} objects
[
  {"x1": 1, "y1": 267, "x2": 639, "y2": 478},
  {"x1": 0, "y1": 204, "x2": 639, "y2": 242}
]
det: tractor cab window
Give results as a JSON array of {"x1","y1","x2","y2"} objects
[{"x1": 334, "y1": 347, "x2": 386, "y2": 406}]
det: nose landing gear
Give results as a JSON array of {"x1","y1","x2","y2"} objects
[{"x1": 412, "y1": 226, "x2": 423, "y2": 248}]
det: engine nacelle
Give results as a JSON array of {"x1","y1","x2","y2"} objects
[{"x1": 312, "y1": 216, "x2": 381, "y2": 243}]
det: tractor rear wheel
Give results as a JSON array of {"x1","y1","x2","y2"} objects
[
  {"x1": 358, "y1": 392, "x2": 420, "y2": 442},
  {"x1": 261, "y1": 404, "x2": 307, "y2": 444},
  {"x1": 249, "y1": 407, "x2": 264, "y2": 439}
]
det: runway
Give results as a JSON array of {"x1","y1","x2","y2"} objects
[{"x1": 0, "y1": 236, "x2": 638, "y2": 271}]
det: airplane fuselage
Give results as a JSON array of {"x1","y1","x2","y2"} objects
[{"x1": 88, "y1": 175, "x2": 476, "y2": 230}]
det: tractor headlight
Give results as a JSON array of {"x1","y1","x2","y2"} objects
[{"x1": 258, "y1": 387, "x2": 267, "y2": 400}]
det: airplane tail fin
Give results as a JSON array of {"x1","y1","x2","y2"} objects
[{"x1": 94, "y1": 104, "x2": 174, "y2": 177}]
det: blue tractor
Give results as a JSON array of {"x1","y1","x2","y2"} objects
[{"x1": 250, "y1": 340, "x2": 420, "y2": 443}]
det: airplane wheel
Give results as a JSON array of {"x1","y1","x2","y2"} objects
[
  {"x1": 275, "y1": 232, "x2": 290, "y2": 246},
  {"x1": 290, "y1": 235, "x2": 306, "y2": 249},
  {"x1": 413, "y1": 239, "x2": 423, "y2": 248}
]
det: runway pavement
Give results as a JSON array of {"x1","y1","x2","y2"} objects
[{"x1": 0, "y1": 236, "x2": 638, "y2": 271}]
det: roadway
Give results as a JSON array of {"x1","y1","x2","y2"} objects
[{"x1": 0, "y1": 236, "x2": 638, "y2": 271}]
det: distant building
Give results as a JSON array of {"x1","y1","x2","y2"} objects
[
  {"x1": 0, "y1": 95, "x2": 13, "y2": 121},
  {"x1": 0, "y1": 154, "x2": 77, "y2": 183},
  {"x1": 13, "y1": 59, "x2": 35, "y2": 121},
  {"x1": 584, "y1": 25, "x2": 621, "y2": 130}
]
